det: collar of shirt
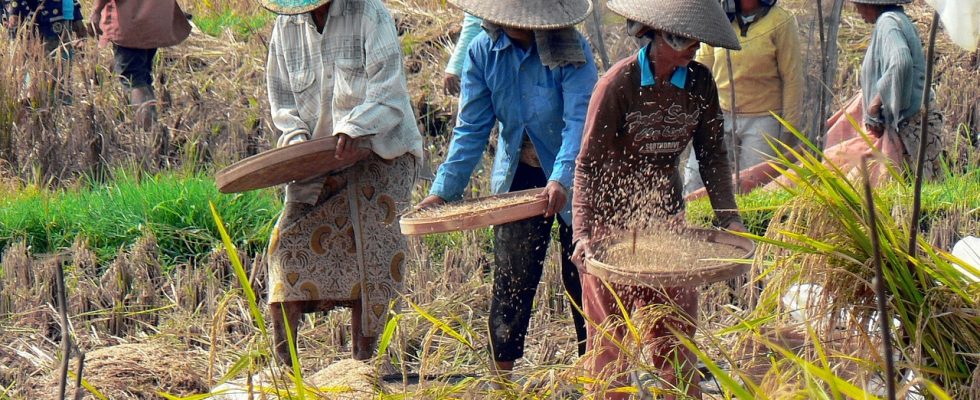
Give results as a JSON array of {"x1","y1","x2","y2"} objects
[
  {"x1": 638, "y1": 43, "x2": 687, "y2": 89},
  {"x1": 292, "y1": 0, "x2": 348, "y2": 26},
  {"x1": 490, "y1": 32, "x2": 536, "y2": 63}
]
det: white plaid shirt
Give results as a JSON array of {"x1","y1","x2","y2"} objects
[{"x1": 267, "y1": 0, "x2": 422, "y2": 203}]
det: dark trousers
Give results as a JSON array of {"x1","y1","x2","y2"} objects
[{"x1": 490, "y1": 163, "x2": 587, "y2": 362}]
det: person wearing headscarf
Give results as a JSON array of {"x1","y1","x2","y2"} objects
[
  {"x1": 852, "y1": 0, "x2": 943, "y2": 179},
  {"x1": 683, "y1": 0, "x2": 803, "y2": 195},
  {"x1": 570, "y1": 0, "x2": 745, "y2": 397},
  {"x1": 416, "y1": 0, "x2": 598, "y2": 381},
  {"x1": 260, "y1": 0, "x2": 423, "y2": 364}
]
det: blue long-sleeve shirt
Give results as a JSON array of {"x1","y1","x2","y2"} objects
[{"x1": 429, "y1": 30, "x2": 598, "y2": 223}]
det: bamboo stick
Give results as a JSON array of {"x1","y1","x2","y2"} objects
[
  {"x1": 55, "y1": 257, "x2": 71, "y2": 400},
  {"x1": 860, "y1": 156, "x2": 896, "y2": 400},
  {"x1": 725, "y1": 50, "x2": 740, "y2": 192},
  {"x1": 907, "y1": 12, "x2": 940, "y2": 266}
]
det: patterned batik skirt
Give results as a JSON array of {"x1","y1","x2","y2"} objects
[
  {"x1": 895, "y1": 110, "x2": 944, "y2": 180},
  {"x1": 268, "y1": 154, "x2": 416, "y2": 336}
]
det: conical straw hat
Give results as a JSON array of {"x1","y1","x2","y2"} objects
[
  {"x1": 607, "y1": 0, "x2": 741, "y2": 50},
  {"x1": 260, "y1": 0, "x2": 332, "y2": 15},
  {"x1": 448, "y1": 0, "x2": 593, "y2": 30}
]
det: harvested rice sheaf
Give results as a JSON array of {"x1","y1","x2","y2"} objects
[{"x1": 55, "y1": 342, "x2": 209, "y2": 399}]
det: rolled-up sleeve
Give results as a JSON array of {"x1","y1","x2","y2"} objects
[
  {"x1": 267, "y1": 20, "x2": 312, "y2": 148},
  {"x1": 429, "y1": 37, "x2": 496, "y2": 201},
  {"x1": 333, "y1": 7, "x2": 407, "y2": 140},
  {"x1": 550, "y1": 37, "x2": 598, "y2": 190}
]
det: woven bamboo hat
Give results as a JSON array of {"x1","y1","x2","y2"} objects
[
  {"x1": 848, "y1": 0, "x2": 912, "y2": 4},
  {"x1": 607, "y1": 0, "x2": 741, "y2": 50},
  {"x1": 260, "y1": 0, "x2": 331, "y2": 15},
  {"x1": 448, "y1": 0, "x2": 593, "y2": 30}
]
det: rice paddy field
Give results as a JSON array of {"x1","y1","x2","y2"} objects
[{"x1": 1, "y1": 0, "x2": 978, "y2": 399}]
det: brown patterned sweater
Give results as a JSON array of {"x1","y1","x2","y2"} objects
[{"x1": 572, "y1": 55, "x2": 742, "y2": 243}]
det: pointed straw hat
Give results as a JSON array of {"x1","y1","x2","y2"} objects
[
  {"x1": 607, "y1": 0, "x2": 741, "y2": 50},
  {"x1": 259, "y1": 0, "x2": 331, "y2": 15},
  {"x1": 448, "y1": 0, "x2": 593, "y2": 30},
  {"x1": 848, "y1": 0, "x2": 912, "y2": 4}
]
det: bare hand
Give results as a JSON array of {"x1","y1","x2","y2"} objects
[
  {"x1": 866, "y1": 123, "x2": 884, "y2": 138},
  {"x1": 868, "y1": 94, "x2": 883, "y2": 118},
  {"x1": 536, "y1": 181, "x2": 568, "y2": 218},
  {"x1": 334, "y1": 133, "x2": 360, "y2": 160},
  {"x1": 443, "y1": 73, "x2": 461, "y2": 96},
  {"x1": 571, "y1": 239, "x2": 594, "y2": 271},
  {"x1": 726, "y1": 221, "x2": 748, "y2": 233},
  {"x1": 415, "y1": 195, "x2": 446, "y2": 211}
]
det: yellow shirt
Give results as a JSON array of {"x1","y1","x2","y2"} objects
[{"x1": 696, "y1": 6, "x2": 804, "y2": 130}]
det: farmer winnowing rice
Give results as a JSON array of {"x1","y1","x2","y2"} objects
[
  {"x1": 683, "y1": 0, "x2": 804, "y2": 196},
  {"x1": 852, "y1": 0, "x2": 944, "y2": 180},
  {"x1": 260, "y1": 0, "x2": 422, "y2": 364},
  {"x1": 415, "y1": 0, "x2": 598, "y2": 381},
  {"x1": 570, "y1": 0, "x2": 746, "y2": 397}
]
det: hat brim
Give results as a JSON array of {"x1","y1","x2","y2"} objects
[
  {"x1": 607, "y1": 0, "x2": 741, "y2": 50},
  {"x1": 260, "y1": 0, "x2": 331, "y2": 15},
  {"x1": 449, "y1": 0, "x2": 593, "y2": 30}
]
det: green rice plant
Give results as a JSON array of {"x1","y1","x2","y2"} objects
[
  {"x1": 0, "y1": 169, "x2": 279, "y2": 266},
  {"x1": 722, "y1": 124, "x2": 979, "y2": 395}
]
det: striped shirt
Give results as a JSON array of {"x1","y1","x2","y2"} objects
[{"x1": 266, "y1": 0, "x2": 422, "y2": 204}]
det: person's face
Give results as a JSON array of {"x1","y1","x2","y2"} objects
[
  {"x1": 652, "y1": 31, "x2": 700, "y2": 68},
  {"x1": 502, "y1": 27, "x2": 534, "y2": 45},
  {"x1": 854, "y1": 3, "x2": 879, "y2": 23}
]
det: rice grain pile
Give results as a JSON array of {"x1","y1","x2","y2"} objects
[
  {"x1": 598, "y1": 231, "x2": 745, "y2": 274},
  {"x1": 412, "y1": 193, "x2": 541, "y2": 219}
]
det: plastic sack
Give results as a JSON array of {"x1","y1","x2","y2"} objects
[
  {"x1": 952, "y1": 236, "x2": 980, "y2": 283},
  {"x1": 925, "y1": 0, "x2": 980, "y2": 51}
]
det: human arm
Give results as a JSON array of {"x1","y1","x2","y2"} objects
[
  {"x1": 775, "y1": 13, "x2": 804, "y2": 131},
  {"x1": 542, "y1": 36, "x2": 598, "y2": 217},
  {"x1": 333, "y1": 7, "x2": 410, "y2": 141},
  {"x1": 692, "y1": 78, "x2": 743, "y2": 227},
  {"x1": 866, "y1": 20, "x2": 915, "y2": 132},
  {"x1": 428, "y1": 36, "x2": 496, "y2": 201},
  {"x1": 444, "y1": 14, "x2": 482, "y2": 95},
  {"x1": 571, "y1": 71, "x2": 622, "y2": 248},
  {"x1": 266, "y1": 20, "x2": 313, "y2": 148}
]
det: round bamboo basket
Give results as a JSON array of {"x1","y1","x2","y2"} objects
[
  {"x1": 400, "y1": 189, "x2": 548, "y2": 235},
  {"x1": 215, "y1": 136, "x2": 370, "y2": 194},
  {"x1": 584, "y1": 228, "x2": 755, "y2": 287}
]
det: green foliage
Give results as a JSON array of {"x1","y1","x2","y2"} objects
[
  {"x1": 686, "y1": 171, "x2": 980, "y2": 236},
  {"x1": 192, "y1": 8, "x2": 274, "y2": 38},
  {"x1": 0, "y1": 170, "x2": 280, "y2": 266}
]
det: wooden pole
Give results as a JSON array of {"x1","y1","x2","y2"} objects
[
  {"x1": 588, "y1": 0, "x2": 611, "y2": 70},
  {"x1": 725, "y1": 50, "x2": 740, "y2": 193},
  {"x1": 55, "y1": 257, "x2": 72, "y2": 400},
  {"x1": 816, "y1": 0, "x2": 827, "y2": 143},
  {"x1": 907, "y1": 12, "x2": 940, "y2": 266},
  {"x1": 860, "y1": 156, "x2": 896, "y2": 400},
  {"x1": 73, "y1": 352, "x2": 86, "y2": 400}
]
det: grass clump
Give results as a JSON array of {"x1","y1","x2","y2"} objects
[
  {"x1": 686, "y1": 169, "x2": 980, "y2": 236},
  {"x1": 0, "y1": 170, "x2": 280, "y2": 266}
]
